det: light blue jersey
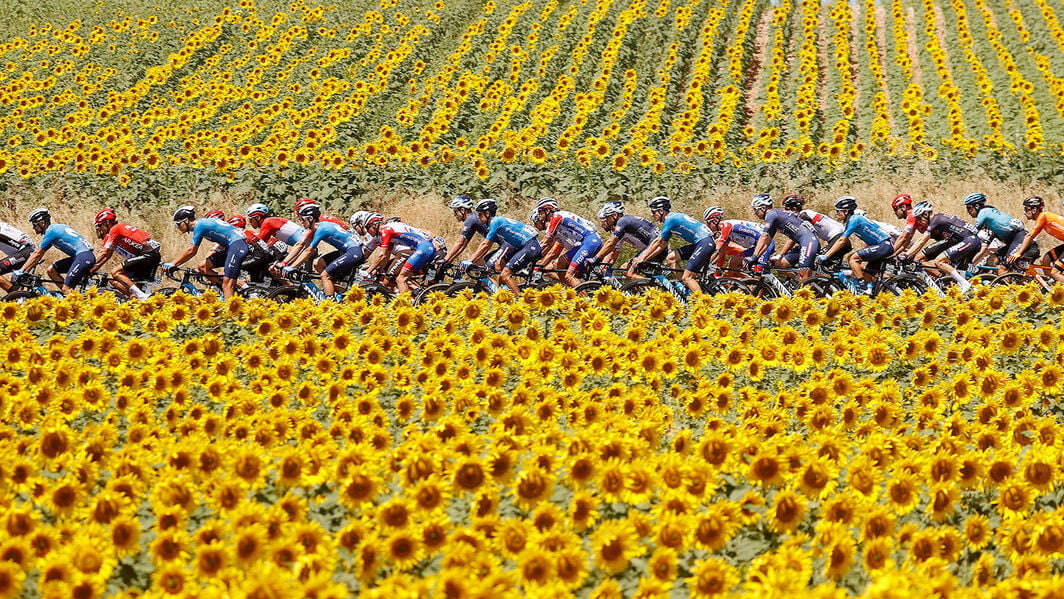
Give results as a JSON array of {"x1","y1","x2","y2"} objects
[
  {"x1": 842, "y1": 214, "x2": 890, "y2": 245},
  {"x1": 40, "y1": 224, "x2": 92, "y2": 256},
  {"x1": 190, "y1": 218, "x2": 245, "y2": 247},
  {"x1": 659, "y1": 212, "x2": 711, "y2": 244},
  {"x1": 310, "y1": 221, "x2": 363, "y2": 251},
  {"x1": 486, "y1": 216, "x2": 538, "y2": 247},
  {"x1": 975, "y1": 206, "x2": 1024, "y2": 241}
]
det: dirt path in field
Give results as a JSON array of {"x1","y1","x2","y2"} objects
[
  {"x1": 874, "y1": 2, "x2": 896, "y2": 130},
  {"x1": 743, "y1": 6, "x2": 776, "y2": 121}
]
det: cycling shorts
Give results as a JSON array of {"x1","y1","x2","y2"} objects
[
  {"x1": 684, "y1": 237, "x2": 716, "y2": 274},
  {"x1": 485, "y1": 243, "x2": 515, "y2": 269},
  {"x1": 922, "y1": 239, "x2": 952, "y2": 260},
  {"x1": 506, "y1": 238, "x2": 542, "y2": 273},
  {"x1": 943, "y1": 235, "x2": 983, "y2": 265},
  {"x1": 320, "y1": 249, "x2": 344, "y2": 266},
  {"x1": 223, "y1": 239, "x2": 250, "y2": 279},
  {"x1": 54, "y1": 250, "x2": 96, "y2": 289},
  {"x1": 565, "y1": 234, "x2": 603, "y2": 274},
  {"x1": 1049, "y1": 243, "x2": 1064, "y2": 271},
  {"x1": 121, "y1": 250, "x2": 161, "y2": 282},
  {"x1": 792, "y1": 236, "x2": 821, "y2": 269},
  {"x1": 998, "y1": 229, "x2": 1037, "y2": 261},
  {"x1": 239, "y1": 246, "x2": 272, "y2": 283},
  {"x1": 0, "y1": 247, "x2": 31, "y2": 275},
  {"x1": 325, "y1": 245, "x2": 365, "y2": 279},
  {"x1": 402, "y1": 239, "x2": 438, "y2": 274}
]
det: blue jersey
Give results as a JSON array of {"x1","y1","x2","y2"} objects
[
  {"x1": 717, "y1": 220, "x2": 764, "y2": 249},
  {"x1": 39, "y1": 224, "x2": 92, "y2": 256},
  {"x1": 842, "y1": 214, "x2": 890, "y2": 245},
  {"x1": 190, "y1": 218, "x2": 245, "y2": 247},
  {"x1": 486, "y1": 216, "x2": 537, "y2": 247},
  {"x1": 545, "y1": 211, "x2": 597, "y2": 249},
  {"x1": 460, "y1": 214, "x2": 488, "y2": 241},
  {"x1": 975, "y1": 206, "x2": 1025, "y2": 241},
  {"x1": 611, "y1": 215, "x2": 658, "y2": 250},
  {"x1": 764, "y1": 209, "x2": 817, "y2": 243},
  {"x1": 659, "y1": 212, "x2": 711, "y2": 244},
  {"x1": 310, "y1": 221, "x2": 363, "y2": 251}
]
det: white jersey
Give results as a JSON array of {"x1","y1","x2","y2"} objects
[
  {"x1": 798, "y1": 210, "x2": 845, "y2": 241},
  {"x1": 875, "y1": 220, "x2": 902, "y2": 239},
  {"x1": 0, "y1": 221, "x2": 33, "y2": 256}
]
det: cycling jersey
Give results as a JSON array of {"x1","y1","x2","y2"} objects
[
  {"x1": 545, "y1": 211, "x2": 597, "y2": 249},
  {"x1": 925, "y1": 213, "x2": 978, "y2": 243},
  {"x1": 798, "y1": 210, "x2": 845, "y2": 241},
  {"x1": 190, "y1": 219, "x2": 245, "y2": 247},
  {"x1": 486, "y1": 217, "x2": 538, "y2": 248},
  {"x1": 875, "y1": 220, "x2": 902, "y2": 238},
  {"x1": 716, "y1": 220, "x2": 764, "y2": 249},
  {"x1": 610, "y1": 215, "x2": 658, "y2": 250},
  {"x1": 1029, "y1": 211, "x2": 1064, "y2": 241},
  {"x1": 0, "y1": 222, "x2": 33, "y2": 256},
  {"x1": 256, "y1": 217, "x2": 307, "y2": 246},
  {"x1": 309, "y1": 222, "x2": 363, "y2": 251},
  {"x1": 975, "y1": 207, "x2": 1024, "y2": 241},
  {"x1": 40, "y1": 224, "x2": 93, "y2": 256},
  {"x1": 101, "y1": 224, "x2": 161, "y2": 259},
  {"x1": 764, "y1": 209, "x2": 817, "y2": 243},
  {"x1": 321, "y1": 215, "x2": 349, "y2": 229},
  {"x1": 842, "y1": 214, "x2": 891, "y2": 245},
  {"x1": 459, "y1": 214, "x2": 488, "y2": 241},
  {"x1": 380, "y1": 222, "x2": 432, "y2": 250},
  {"x1": 659, "y1": 212, "x2": 712, "y2": 244},
  {"x1": 903, "y1": 212, "x2": 919, "y2": 234}
]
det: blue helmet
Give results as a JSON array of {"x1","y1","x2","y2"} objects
[{"x1": 962, "y1": 193, "x2": 987, "y2": 207}]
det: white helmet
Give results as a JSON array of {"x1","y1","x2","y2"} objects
[
  {"x1": 449, "y1": 196, "x2": 474, "y2": 211},
  {"x1": 911, "y1": 201, "x2": 933, "y2": 218},
  {"x1": 536, "y1": 197, "x2": 559, "y2": 212},
  {"x1": 703, "y1": 206, "x2": 725, "y2": 221},
  {"x1": 597, "y1": 202, "x2": 624, "y2": 220},
  {"x1": 751, "y1": 194, "x2": 773, "y2": 210},
  {"x1": 349, "y1": 210, "x2": 368, "y2": 227}
]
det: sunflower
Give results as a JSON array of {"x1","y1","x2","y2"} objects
[
  {"x1": 687, "y1": 557, "x2": 738, "y2": 598},
  {"x1": 591, "y1": 519, "x2": 643, "y2": 574}
]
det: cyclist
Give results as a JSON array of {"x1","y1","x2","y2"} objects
[
  {"x1": 1008, "y1": 196, "x2": 1064, "y2": 283},
  {"x1": 703, "y1": 205, "x2": 770, "y2": 271},
  {"x1": 17, "y1": 209, "x2": 96, "y2": 295},
  {"x1": 535, "y1": 198, "x2": 603, "y2": 287},
  {"x1": 292, "y1": 198, "x2": 349, "y2": 229},
  {"x1": 280, "y1": 203, "x2": 366, "y2": 299},
  {"x1": 466, "y1": 199, "x2": 542, "y2": 294},
  {"x1": 164, "y1": 206, "x2": 249, "y2": 300},
  {"x1": 853, "y1": 208, "x2": 902, "y2": 239},
  {"x1": 593, "y1": 201, "x2": 662, "y2": 272},
  {"x1": 225, "y1": 214, "x2": 278, "y2": 283},
  {"x1": 364, "y1": 214, "x2": 443, "y2": 295},
  {"x1": 785, "y1": 195, "x2": 851, "y2": 262},
  {"x1": 628, "y1": 196, "x2": 714, "y2": 293},
  {"x1": 0, "y1": 219, "x2": 35, "y2": 293},
  {"x1": 819, "y1": 196, "x2": 895, "y2": 291},
  {"x1": 751, "y1": 194, "x2": 820, "y2": 282},
  {"x1": 246, "y1": 203, "x2": 306, "y2": 258},
  {"x1": 963, "y1": 193, "x2": 1037, "y2": 274},
  {"x1": 438, "y1": 195, "x2": 493, "y2": 266},
  {"x1": 91, "y1": 208, "x2": 162, "y2": 300},
  {"x1": 903, "y1": 201, "x2": 983, "y2": 292}
]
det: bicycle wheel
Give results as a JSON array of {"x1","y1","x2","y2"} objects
[
  {"x1": 267, "y1": 286, "x2": 311, "y2": 303},
  {"x1": 3, "y1": 291, "x2": 40, "y2": 304},
  {"x1": 152, "y1": 287, "x2": 179, "y2": 297},
  {"x1": 991, "y1": 273, "x2": 1028, "y2": 287},
  {"x1": 413, "y1": 283, "x2": 453, "y2": 305},
  {"x1": 239, "y1": 285, "x2": 273, "y2": 300},
  {"x1": 884, "y1": 275, "x2": 928, "y2": 295},
  {"x1": 619, "y1": 279, "x2": 664, "y2": 296},
  {"x1": 361, "y1": 283, "x2": 395, "y2": 303},
  {"x1": 744, "y1": 279, "x2": 779, "y2": 299},
  {"x1": 574, "y1": 281, "x2": 602, "y2": 297},
  {"x1": 799, "y1": 276, "x2": 840, "y2": 299}
]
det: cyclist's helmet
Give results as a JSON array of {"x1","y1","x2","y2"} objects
[
  {"x1": 94, "y1": 208, "x2": 117, "y2": 226},
  {"x1": 450, "y1": 195, "x2": 474, "y2": 211},
  {"x1": 647, "y1": 196, "x2": 671, "y2": 212},
  {"x1": 751, "y1": 194, "x2": 773, "y2": 211},
  {"x1": 703, "y1": 206, "x2": 725, "y2": 222},
  {"x1": 246, "y1": 203, "x2": 270, "y2": 218},
  {"x1": 293, "y1": 197, "x2": 316, "y2": 211},
  {"x1": 364, "y1": 212, "x2": 384, "y2": 228},
  {"x1": 833, "y1": 195, "x2": 858, "y2": 212},
  {"x1": 475, "y1": 198, "x2": 498, "y2": 215},
  {"x1": 349, "y1": 210, "x2": 368, "y2": 228},
  {"x1": 529, "y1": 207, "x2": 544, "y2": 224},
  {"x1": 1023, "y1": 196, "x2": 1045, "y2": 209},
  {"x1": 962, "y1": 193, "x2": 987, "y2": 207},
  {"x1": 911, "y1": 201, "x2": 934, "y2": 218},
  {"x1": 891, "y1": 194, "x2": 913, "y2": 210},
  {"x1": 297, "y1": 203, "x2": 321, "y2": 220},
  {"x1": 597, "y1": 202, "x2": 624, "y2": 220},
  {"x1": 172, "y1": 206, "x2": 195, "y2": 223},
  {"x1": 782, "y1": 195, "x2": 806, "y2": 210},
  {"x1": 204, "y1": 209, "x2": 225, "y2": 220},
  {"x1": 536, "y1": 197, "x2": 559, "y2": 212},
  {"x1": 227, "y1": 215, "x2": 247, "y2": 228},
  {"x1": 28, "y1": 208, "x2": 50, "y2": 224},
  {"x1": 385, "y1": 216, "x2": 402, "y2": 223}
]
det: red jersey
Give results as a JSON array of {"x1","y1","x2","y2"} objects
[{"x1": 101, "y1": 223, "x2": 160, "y2": 259}]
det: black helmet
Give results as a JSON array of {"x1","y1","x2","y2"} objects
[
  {"x1": 782, "y1": 195, "x2": 806, "y2": 210},
  {"x1": 833, "y1": 196, "x2": 858, "y2": 212},
  {"x1": 475, "y1": 198, "x2": 498, "y2": 215},
  {"x1": 297, "y1": 203, "x2": 322, "y2": 219},
  {"x1": 647, "y1": 196, "x2": 671, "y2": 212},
  {"x1": 172, "y1": 206, "x2": 195, "y2": 223},
  {"x1": 1023, "y1": 196, "x2": 1046, "y2": 209}
]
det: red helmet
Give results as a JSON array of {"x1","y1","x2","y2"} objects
[
  {"x1": 891, "y1": 194, "x2": 913, "y2": 210},
  {"x1": 204, "y1": 209, "x2": 225, "y2": 220},
  {"x1": 293, "y1": 197, "x2": 316, "y2": 211},
  {"x1": 94, "y1": 208, "x2": 117, "y2": 226},
  {"x1": 227, "y1": 214, "x2": 247, "y2": 228}
]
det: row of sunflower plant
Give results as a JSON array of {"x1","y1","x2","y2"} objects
[{"x1": 0, "y1": 284, "x2": 1063, "y2": 596}]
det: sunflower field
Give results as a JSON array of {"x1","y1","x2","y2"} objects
[
  {"x1": 1, "y1": 0, "x2": 1064, "y2": 204},
  {"x1": 0, "y1": 285, "x2": 1062, "y2": 597}
]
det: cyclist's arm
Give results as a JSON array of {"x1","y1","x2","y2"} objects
[
  {"x1": 467, "y1": 238, "x2": 496, "y2": 265},
  {"x1": 92, "y1": 247, "x2": 115, "y2": 272},
  {"x1": 169, "y1": 244, "x2": 200, "y2": 268},
  {"x1": 279, "y1": 230, "x2": 311, "y2": 267},
  {"x1": 774, "y1": 238, "x2": 795, "y2": 259},
  {"x1": 1010, "y1": 232, "x2": 1036, "y2": 260},
  {"x1": 537, "y1": 238, "x2": 561, "y2": 268},
  {"x1": 752, "y1": 233, "x2": 772, "y2": 261},
  {"x1": 594, "y1": 234, "x2": 621, "y2": 262},
  {"x1": 443, "y1": 236, "x2": 470, "y2": 263},
  {"x1": 631, "y1": 237, "x2": 667, "y2": 267},
  {"x1": 365, "y1": 245, "x2": 393, "y2": 274},
  {"x1": 823, "y1": 235, "x2": 849, "y2": 259},
  {"x1": 892, "y1": 229, "x2": 914, "y2": 256},
  {"x1": 905, "y1": 232, "x2": 931, "y2": 259},
  {"x1": 21, "y1": 248, "x2": 47, "y2": 273}
]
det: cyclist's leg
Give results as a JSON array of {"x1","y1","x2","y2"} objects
[
  {"x1": 853, "y1": 240, "x2": 893, "y2": 281},
  {"x1": 0, "y1": 247, "x2": 31, "y2": 292},
  {"x1": 323, "y1": 245, "x2": 365, "y2": 297},
  {"x1": 49, "y1": 256, "x2": 72, "y2": 285},
  {"x1": 397, "y1": 240, "x2": 436, "y2": 294},
  {"x1": 937, "y1": 237, "x2": 980, "y2": 290},
  {"x1": 683, "y1": 238, "x2": 715, "y2": 292},
  {"x1": 503, "y1": 239, "x2": 541, "y2": 293},
  {"x1": 566, "y1": 236, "x2": 602, "y2": 287},
  {"x1": 222, "y1": 240, "x2": 250, "y2": 299},
  {"x1": 796, "y1": 237, "x2": 820, "y2": 282},
  {"x1": 62, "y1": 251, "x2": 97, "y2": 294}
]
